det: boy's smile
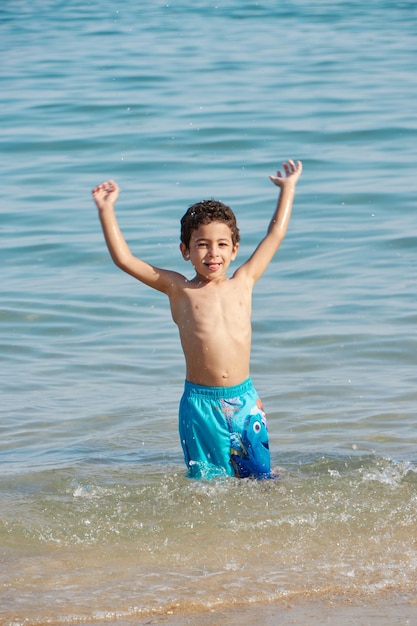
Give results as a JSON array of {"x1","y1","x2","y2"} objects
[{"x1": 181, "y1": 221, "x2": 239, "y2": 281}]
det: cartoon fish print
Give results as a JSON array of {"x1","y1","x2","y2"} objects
[{"x1": 230, "y1": 410, "x2": 271, "y2": 479}]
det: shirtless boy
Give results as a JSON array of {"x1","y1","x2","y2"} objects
[{"x1": 92, "y1": 159, "x2": 302, "y2": 479}]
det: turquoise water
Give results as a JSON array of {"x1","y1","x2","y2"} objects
[{"x1": 1, "y1": 1, "x2": 417, "y2": 623}]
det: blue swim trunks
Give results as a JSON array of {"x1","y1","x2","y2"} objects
[{"x1": 179, "y1": 378, "x2": 272, "y2": 480}]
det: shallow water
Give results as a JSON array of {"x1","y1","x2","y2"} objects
[
  {"x1": 2, "y1": 459, "x2": 417, "y2": 622},
  {"x1": 1, "y1": 1, "x2": 417, "y2": 623}
]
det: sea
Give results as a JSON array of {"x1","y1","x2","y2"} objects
[{"x1": 1, "y1": 1, "x2": 416, "y2": 624}]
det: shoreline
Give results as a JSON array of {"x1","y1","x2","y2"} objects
[
  {"x1": 20, "y1": 592, "x2": 412, "y2": 626},
  {"x1": 140, "y1": 594, "x2": 417, "y2": 626}
]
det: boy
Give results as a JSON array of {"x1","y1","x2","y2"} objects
[{"x1": 92, "y1": 159, "x2": 302, "y2": 479}]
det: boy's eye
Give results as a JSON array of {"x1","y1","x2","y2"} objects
[{"x1": 195, "y1": 241, "x2": 230, "y2": 249}]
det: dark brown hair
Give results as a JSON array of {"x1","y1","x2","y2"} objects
[{"x1": 180, "y1": 199, "x2": 240, "y2": 249}]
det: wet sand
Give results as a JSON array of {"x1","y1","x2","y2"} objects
[{"x1": 135, "y1": 594, "x2": 417, "y2": 626}]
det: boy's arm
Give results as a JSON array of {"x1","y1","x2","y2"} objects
[
  {"x1": 236, "y1": 159, "x2": 302, "y2": 284},
  {"x1": 92, "y1": 180, "x2": 182, "y2": 294}
]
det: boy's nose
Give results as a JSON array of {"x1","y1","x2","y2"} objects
[{"x1": 208, "y1": 248, "x2": 220, "y2": 258}]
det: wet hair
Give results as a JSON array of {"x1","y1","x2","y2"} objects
[{"x1": 180, "y1": 199, "x2": 240, "y2": 249}]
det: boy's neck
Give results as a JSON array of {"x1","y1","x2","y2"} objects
[{"x1": 191, "y1": 273, "x2": 229, "y2": 286}]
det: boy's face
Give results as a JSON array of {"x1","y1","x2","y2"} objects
[{"x1": 180, "y1": 221, "x2": 239, "y2": 281}]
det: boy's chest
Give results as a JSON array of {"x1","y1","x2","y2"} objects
[{"x1": 173, "y1": 281, "x2": 251, "y2": 328}]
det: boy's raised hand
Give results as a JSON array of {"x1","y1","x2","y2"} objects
[
  {"x1": 92, "y1": 179, "x2": 120, "y2": 210},
  {"x1": 269, "y1": 159, "x2": 302, "y2": 188}
]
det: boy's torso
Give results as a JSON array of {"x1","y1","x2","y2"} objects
[{"x1": 169, "y1": 274, "x2": 252, "y2": 387}]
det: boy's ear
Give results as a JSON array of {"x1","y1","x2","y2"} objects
[
  {"x1": 180, "y1": 242, "x2": 190, "y2": 261},
  {"x1": 231, "y1": 242, "x2": 239, "y2": 261}
]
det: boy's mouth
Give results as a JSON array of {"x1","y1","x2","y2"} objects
[{"x1": 205, "y1": 262, "x2": 221, "y2": 271}]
